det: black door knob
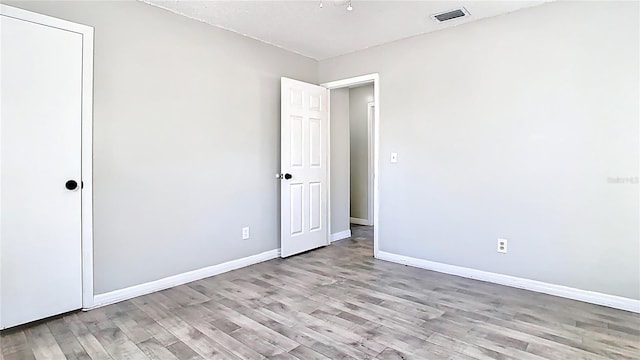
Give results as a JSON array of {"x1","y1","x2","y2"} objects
[
  {"x1": 65, "y1": 180, "x2": 78, "y2": 190},
  {"x1": 284, "y1": 173, "x2": 292, "y2": 180}
]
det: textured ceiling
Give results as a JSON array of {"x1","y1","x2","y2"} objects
[{"x1": 142, "y1": 1, "x2": 546, "y2": 60}]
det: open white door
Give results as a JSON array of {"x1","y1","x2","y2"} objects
[{"x1": 280, "y1": 78, "x2": 329, "y2": 257}]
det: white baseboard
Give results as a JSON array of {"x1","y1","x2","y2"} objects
[
  {"x1": 350, "y1": 217, "x2": 371, "y2": 226},
  {"x1": 377, "y1": 251, "x2": 640, "y2": 314},
  {"x1": 330, "y1": 230, "x2": 352, "y2": 242},
  {"x1": 90, "y1": 249, "x2": 280, "y2": 309}
]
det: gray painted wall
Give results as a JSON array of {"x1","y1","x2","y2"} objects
[
  {"x1": 319, "y1": 1, "x2": 640, "y2": 299},
  {"x1": 349, "y1": 85, "x2": 374, "y2": 221},
  {"x1": 6, "y1": 0, "x2": 638, "y2": 301},
  {"x1": 330, "y1": 88, "x2": 351, "y2": 236},
  {"x1": 7, "y1": 0, "x2": 318, "y2": 294}
]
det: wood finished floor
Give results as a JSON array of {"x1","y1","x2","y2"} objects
[{"x1": 2, "y1": 225, "x2": 639, "y2": 360}]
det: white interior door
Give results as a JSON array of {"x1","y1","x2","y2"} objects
[
  {"x1": 1, "y1": 11, "x2": 83, "y2": 329},
  {"x1": 280, "y1": 78, "x2": 329, "y2": 257}
]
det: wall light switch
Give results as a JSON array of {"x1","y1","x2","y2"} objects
[{"x1": 391, "y1": 152, "x2": 398, "y2": 164}]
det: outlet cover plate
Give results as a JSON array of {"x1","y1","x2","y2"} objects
[{"x1": 497, "y1": 238, "x2": 507, "y2": 253}]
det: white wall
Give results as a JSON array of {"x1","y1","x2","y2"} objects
[
  {"x1": 330, "y1": 88, "x2": 351, "y2": 236},
  {"x1": 319, "y1": 1, "x2": 639, "y2": 300},
  {"x1": 6, "y1": 0, "x2": 318, "y2": 294},
  {"x1": 349, "y1": 85, "x2": 374, "y2": 221}
]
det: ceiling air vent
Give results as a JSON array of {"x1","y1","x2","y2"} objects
[{"x1": 431, "y1": 7, "x2": 469, "y2": 22}]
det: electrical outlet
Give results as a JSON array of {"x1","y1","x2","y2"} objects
[
  {"x1": 497, "y1": 238, "x2": 507, "y2": 253},
  {"x1": 242, "y1": 227, "x2": 250, "y2": 240}
]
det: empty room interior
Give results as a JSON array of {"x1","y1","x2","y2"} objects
[{"x1": 0, "y1": 0, "x2": 638, "y2": 359}]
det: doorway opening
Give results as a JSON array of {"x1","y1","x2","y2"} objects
[{"x1": 323, "y1": 74, "x2": 379, "y2": 258}]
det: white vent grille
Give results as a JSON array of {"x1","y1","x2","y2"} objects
[{"x1": 431, "y1": 7, "x2": 470, "y2": 22}]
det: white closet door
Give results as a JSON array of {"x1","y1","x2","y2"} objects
[{"x1": 1, "y1": 13, "x2": 83, "y2": 329}]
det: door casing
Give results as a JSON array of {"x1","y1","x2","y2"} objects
[
  {"x1": 366, "y1": 101, "x2": 375, "y2": 226},
  {"x1": 322, "y1": 73, "x2": 380, "y2": 258}
]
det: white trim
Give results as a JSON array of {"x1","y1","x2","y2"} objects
[
  {"x1": 90, "y1": 249, "x2": 280, "y2": 309},
  {"x1": 326, "y1": 90, "x2": 332, "y2": 244},
  {"x1": 377, "y1": 251, "x2": 640, "y2": 313},
  {"x1": 322, "y1": 73, "x2": 380, "y2": 257},
  {"x1": 0, "y1": 4, "x2": 95, "y2": 313},
  {"x1": 322, "y1": 74, "x2": 378, "y2": 89},
  {"x1": 350, "y1": 217, "x2": 370, "y2": 226},
  {"x1": 80, "y1": 17, "x2": 95, "y2": 311},
  {"x1": 366, "y1": 102, "x2": 375, "y2": 227},
  {"x1": 373, "y1": 76, "x2": 380, "y2": 257},
  {"x1": 330, "y1": 230, "x2": 352, "y2": 242}
]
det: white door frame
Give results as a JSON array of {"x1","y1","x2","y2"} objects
[
  {"x1": 348, "y1": 102, "x2": 374, "y2": 227},
  {"x1": 366, "y1": 102, "x2": 375, "y2": 226},
  {"x1": 321, "y1": 74, "x2": 380, "y2": 258},
  {"x1": 0, "y1": 4, "x2": 94, "y2": 314}
]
